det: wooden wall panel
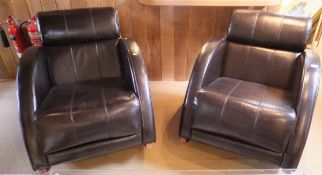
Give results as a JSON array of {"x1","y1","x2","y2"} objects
[
  {"x1": 130, "y1": 0, "x2": 148, "y2": 68},
  {"x1": 25, "y1": 0, "x2": 42, "y2": 15},
  {"x1": 186, "y1": 7, "x2": 203, "y2": 79},
  {"x1": 174, "y1": 7, "x2": 189, "y2": 81},
  {"x1": 55, "y1": 0, "x2": 71, "y2": 10},
  {"x1": 160, "y1": 6, "x2": 174, "y2": 80},
  {"x1": 85, "y1": 0, "x2": 100, "y2": 7},
  {"x1": 116, "y1": 0, "x2": 133, "y2": 37},
  {"x1": 100, "y1": 0, "x2": 116, "y2": 7},
  {"x1": 70, "y1": 0, "x2": 86, "y2": 8},
  {"x1": 215, "y1": 7, "x2": 235, "y2": 37},
  {"x1": 1, "y1": 0, "x2": 242, "y2": 80},
  {"x1": 40, "y1": 0, "x2": 57, "y2": 11},
  {"x1": 201, "y1": 7, "x2": 217, "y2": 43},
  {"x1": 10, "y1": 0, "x2": 30, "y2": 20},
  {"x1": 146, "y1": 6, "x2": 162, "y2": 80}
]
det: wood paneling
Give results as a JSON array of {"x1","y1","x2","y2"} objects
[
  {"x1": 160, "y1": 6, "x2": 174, "y2": 80},
  {"x1": 25, "y1": 0, "x2": 42, "y2": 15},
  {"x1": 1, "y1": 0, "x2": 242, "y2": 80},
  {"x1": 55, "y1": 0, "x2": 71, "y2": 10},
  {"x1": 70, "y1": 0, "x2": 86, "y2": 9},
  {"x1": 146, "y1": 6, "x2": 162, "y2": 80},
  {"x1": 174, "y1": 7, "x2": 189, "y2": 81}
]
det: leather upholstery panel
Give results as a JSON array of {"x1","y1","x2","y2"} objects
[
  {"x1": 17, "y1": 47, "x2": 51, "y2": 170},
  {"x1": 281, "y1": 50, "x2": 321, "y2": 167},
  {"x1": 45, "y1": 39, "x2": 120, "y2": 85},
  {"x1": 119, "y1": 38, "x2": 156, "y2": 143},
  {"x1": 222, "y1": 42, "x2": 301, "y2": 91},
  {"x1": 37, "y1": 7, "x2": 120, "y2": 46},
  {"x1": 192, "y1": 77, "x2": 296, "y2": 153},
  {"x1": 47, "y1": 134, "x2": 142, "y2": 166},
  {"x1": 227, "y1": 10, "x2": 311, "y2": 52},
  {"x1": 35, "y1": 78, "x2": 141, "y2": 154},
  {"x1": 191, "y1": 129, "x2": 282, "y2": 164},
  {"x1": 179, "y1": 38, "x2": 227, "y2": 139}
]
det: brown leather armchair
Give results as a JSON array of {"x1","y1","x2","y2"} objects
[
  {"x1": 179, "y1": 10, "x2": 320, "y2": 168},
  {"x1": 17, "y1": 7, "x2": 156, "y2": 171}
]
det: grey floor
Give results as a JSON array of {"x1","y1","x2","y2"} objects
[{"x1": 0, "y1": 80, "x2": 321, "y2": 174}]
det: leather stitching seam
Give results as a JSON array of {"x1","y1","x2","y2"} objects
[
  {"x1": 89, "y1": 8, "x2": 112, "y2": 138},
  {"x1": 218, "y1": 80, "x2": 242, "y2": 132},
  {"x1": 69, "y1": 84, "x2": 81, "y2": 146},
  {"x1": 63, "y1": 11, "x2": 78, "y2": 81}
]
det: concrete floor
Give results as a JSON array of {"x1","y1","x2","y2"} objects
[{"x1": 0, "y1": 80, "x2": 321, "y2": 174}]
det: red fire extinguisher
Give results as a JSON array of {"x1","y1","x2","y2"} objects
[
  {"x1": 27, "y1": 16, "x2": 42, "y2": 46},
  {"x1": 6, "y1": 15, "x2": 26, "y2": 58}
]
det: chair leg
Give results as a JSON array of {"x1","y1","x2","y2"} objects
[
  {"x1": 144, "y1": 143, "x2": 153, "y2": 149},
  {"x1": 38, "y1": 167, "x2": 49, "y2": 174},
  {"x1": 180, "y1": 137, "x2": 188, "y2": 143}
]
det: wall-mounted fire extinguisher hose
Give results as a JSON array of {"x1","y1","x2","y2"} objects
[
  {"x1": 0, "y1": 15, "x2": 28, "y2": 58},
  {"x1": 0, "y1": 23, "x2": 10, "y2": 48}
]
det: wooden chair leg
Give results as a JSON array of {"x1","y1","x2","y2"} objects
[
  {"x1": 38, "y1": 167, "x2": 49, "y2": 174},
  {"x1": 180, "y1": 137, "x2": 188, "y2": 143},
  {"x1": 144, "y1": 143, "x2": 153, "y2": 149}
]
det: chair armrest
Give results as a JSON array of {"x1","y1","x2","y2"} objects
[
  {"x1": 118, "y1": 38, "x2": 156, "y2": 144},
  {"x1": 282, "y1": 50, "x2": 320, "y2": 168},
  {"x1": 16, "y1": 46, "x2": 51, "y2": 170},
  {"x1": 179, "y1": 38, "x2": 226, "y2": 139}
]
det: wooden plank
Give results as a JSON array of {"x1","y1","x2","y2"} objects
[
  {"x1": 0, "y1": 47, "x2": 17, "y2": 78},
  {"x1": 0, "y1": 54, "x2": 10, "y2": 79},
  {"x1": 160, "y1": 6, "x2": 174, "y2": 80},
  {"x1": 215, "y1": 7, "x2": 234, "y2": 37},
  {"x1": 174, "y1": 6, "x2": 189, "y2": 81},
  {"x1": 9, "y1": 0, "x2": 30, "y2": 20},
  {"x1": 100, "y1": 0, "x2": 116, "y2": 7},
  {"x1": 116, "y1": 0, "x2": 133, "y2": 37},
  {"x1": 130, "y1": 0, "x2": 148, "y2": 67},
  {"x1": 25, "y1": 0, "x2": 43, "y2": 15},
  {"x1": 139, "y1": 0, "x2": 281, "y2": 6},
  {"x1": 201, "y1": 7, "x2": 217, "y2": 43},
  {"x1": 70, "y1": 0, "x2": 86, "y2": 8},
  {"x1": 146, "y1": 6, "x2": 161, "y2": 80},
  {"x1": 41, "y1": 0, "x2": 57, "y2": 11},
  {"x1": 186, "y1": 6, "x2": 203, "y2": 79},
  {"x1": 2, "y1": 0, "x2": 19, "y2": 73},
  {"x1": 0, "y1": 0, "x2": 17, "y2": 78},
  {"x1": 55, "y1": 0, "x2": 71, "y2": 10},
  {"x1": 85, "y1": 0, "x2": 100, "y2": 7}
]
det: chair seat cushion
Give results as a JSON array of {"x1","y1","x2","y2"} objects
[
  {"x1": 192, "y1": 77, "x2": 296, "y2": 153},
  {"x1": 35, "y1": 78, "x2": 141, "y2": 154}
]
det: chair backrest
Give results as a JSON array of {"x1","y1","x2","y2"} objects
[
  {"x1": 221, "y1": 10, "x2": 312, "y2": 91},
  {"x1": 37, "y1": 7, "x2": 122, "y2": 85}
]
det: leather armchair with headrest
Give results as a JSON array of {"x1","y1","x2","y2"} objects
[
  {"x1": 179, "y1": 10, "x2": 320, "y2": 168},
  {"x1": 17, "y1": 7, "x2": 156, "y2": 171}
]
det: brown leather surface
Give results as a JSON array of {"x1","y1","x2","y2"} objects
[
  {"x1": 180, "y1": 10, "x2": 320, "y2": 168},
  {"x1": 222, "y1": 42, "x2": 301, "y2": 90},
  {"x1": 45, "y1": 39, "x2": 120, "y2": 85},
  {"x1": 192, "y1": 77, "x2": 296, "y2": 153},
  {"x1": 35, "y1": 78, "x2": 141, "y2": 154},
  {"x1": 37, "y1": 8, "x2": 120, "y2": 46},
  {"x1": 47, "y1": 134, "x2": 142, "y2": 165},
  {"x1": 227, "y1": 10, "x2": 311, "y2": 52},
  {"x1": 191, "y1": 129, "x2": 283, "y2": 165},
  {"x1": 17, "y1": 7, "x2": 155, "y2": 171}
]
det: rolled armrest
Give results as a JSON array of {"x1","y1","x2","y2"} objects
[
  {"x1": 179, "y1": 38, "x2": 226, "y2": 139},
  {"x1": 282, "y1": 50, "x2": 320, "y2": 168},
  {"x1": 118, "y1": 38, "x2": 156, "y2": 144},
  {"x1": 17, "y1": 47, "x2": 51, "y2": 170}
]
